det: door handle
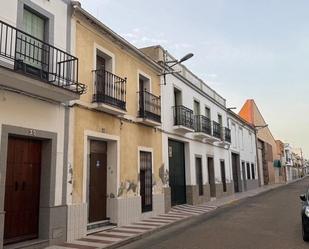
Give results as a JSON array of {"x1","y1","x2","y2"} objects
[{"x1": 15, "y1": 181, "x2": 18, "y2": 191}]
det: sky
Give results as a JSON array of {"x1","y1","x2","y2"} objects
[{"x1": 81, "y1": 0, "x2": 309, "y2": 157}]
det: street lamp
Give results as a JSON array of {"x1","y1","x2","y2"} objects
[
  {"x1": 227, "y1": 107, "x2": 237, "y2": 111},
  {"x1": 254, "y1": 124, "x2": 268, "y2": 130},
  {"x1": 164, "y1": 53, "x2": 194, "y2": 68},
  {"x1": 160, "y1": 51, "x2": 194, "y2": 85}
]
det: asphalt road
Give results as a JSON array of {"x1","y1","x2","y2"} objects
[{"x1": 119, "y1": 177, "x2": 309, "y2": 249}]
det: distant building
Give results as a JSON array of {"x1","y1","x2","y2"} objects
[
  {"x1": 292, "y1": 148, "x2": 304, "y2": 177},
  {"x1": 275, "y1": 140, "x2": 287, "y2": 183},
  {"x1": 239, "y1": 99, "x2": 281, "y2": 185},
  {"x1": 283, "y1": 143, "x2": 299, "y2": 181}
]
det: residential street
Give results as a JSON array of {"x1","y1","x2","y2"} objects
[{"x1": 119, "y1": 178, "x2": 309, "y2": 249}]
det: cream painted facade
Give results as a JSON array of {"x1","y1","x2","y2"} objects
[{"x1": 66, "y1": 4, "x2": 164, "y2": 241}]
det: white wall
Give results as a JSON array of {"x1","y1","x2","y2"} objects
[
  {"x1": 228, "y1": 113, "x2": 257, "y2": 181},
  {"x1": 162, "y1": 70, "x2": 232, "y2": 186},
  {"x1": 0, "y1": 90, "x2": 65, "y2": 205}
]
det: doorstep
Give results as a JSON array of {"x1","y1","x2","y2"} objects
[
  {"x1": 48, "y1": 203, "x2": 217, "y2": 249},
  {"x1": 4, "y1": 239, "x2": 49, "y2": 249}
]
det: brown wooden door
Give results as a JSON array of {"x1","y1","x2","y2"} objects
[
  {"x1": 89, "y1": 140, "x2": 107, "y2": 223},
  {"x1": 220, "y1": 161, "x2": 227, "y2": 192},
  {"x1": 207, "y1": 157, "x2": 216, "y2": 198},
  {"x1": 4, "y1": 137, "x2": 42, "y2": 245}
]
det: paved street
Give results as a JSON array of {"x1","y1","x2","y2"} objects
[{"x1": 119, "y1": 178, "x2": 309, "y2": 249}]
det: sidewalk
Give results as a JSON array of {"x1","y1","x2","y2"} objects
[{"x1": 49, "y1": 178, "x2": 303, "y2": 249}]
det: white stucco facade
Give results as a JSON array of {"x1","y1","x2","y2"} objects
[
  {"x1": 141, "y1": 46, "x2": 234, "y2": 206},
  {"x1": 228, "y1": 112, "x2": 259, "y2": 191}
]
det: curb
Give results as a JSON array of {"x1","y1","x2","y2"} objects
[{"x1": 102, "y1": 176, "x2": 307, "y2": 249}]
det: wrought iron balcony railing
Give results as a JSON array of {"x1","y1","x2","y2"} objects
[
  {"x1": 224, "y1": 127, "x2": 231, "y2": 143},
  {"x1": 138, "y1": 90, "x2": 161, "y2": 123},
  {"x1": 212, "y1": 121, "x2": 222, "y2": 139},
  {"x1": 173, "y1": 105, "x2": 194, "y2": 129},
  {"x1": 92, "y1": 69, "x2": 126, "y2": 110},
  {"x1": 0, "y1": 19, "x2": 85, "y2": 94},
  {"x1": 194, "y1": 115, "x2": 212, "y2": 135}
]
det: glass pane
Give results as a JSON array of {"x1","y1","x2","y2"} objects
[{"x1": 21, "y1": 9, "x2": 46, "y2": 69}]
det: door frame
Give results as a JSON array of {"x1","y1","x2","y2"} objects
[
  {"x1": 0, "y1": 125, "x2": 58, "y2": 245},
  {"x1": 83, "y1": 130, "x2": 120, "y2": 225},
  {"x1": 207, "y1": 156, "x2": 216, "y2": 198},
  {"x1": 231, "y1": 152, "x2": 241, "y2": 193},
  {"x1": 88, "y1": 140, "x2": 108, "y2": 224}
]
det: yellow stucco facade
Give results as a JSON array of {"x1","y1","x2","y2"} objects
[{"x1": 71, "y1": 12, "x2": 163, "y2": 205}]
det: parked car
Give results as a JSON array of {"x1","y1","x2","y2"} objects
[{"x1": 300, "y1": 191, "x2": 309, "y2": 241}]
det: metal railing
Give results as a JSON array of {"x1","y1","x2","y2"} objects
[
  {"x1": 224, "y1": 127, "x2": 231, "y2": 143},
  {"x1": 173, "y1": 105, "x2": 194, "y2": 129},
  {"x1": 194, "y1": 115, "x2": 212, "y2": 135},
  {"x1": 212, "y1": 121, "x2": 222, "y2": 139},
  {"x1": 138, "y1": 90, "x2": 161, "y2": 123},
  {"x1": 92, "y1": 69, "x2": 126, "y2": 110},
  {"x1": 0, "y1": 19, "x2": 85, "y2": 94}
]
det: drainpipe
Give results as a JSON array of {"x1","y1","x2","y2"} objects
[{"x1": 254, "y1": 128, "x2": 262, "y2": 187}]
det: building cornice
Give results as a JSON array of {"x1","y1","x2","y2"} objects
[
  {"x1": 71, "y1": 3, "x2": 163, "y2": 73},
  {"x1": 227, "y1": 110, "x2": 256, "y2": 132}
]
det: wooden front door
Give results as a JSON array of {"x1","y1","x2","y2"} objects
[
  {"x1": 89, "y1": 140, "x2": 107, "y2": 223},
  {"x1": 140, "y1": 151, "x2": 153, "y2": 213},
  {"x1": 207, "y1": 157, "x2": 216, "y2": 198},
  {"x1": 231, "y1": 153, "x2": 240, "y2": 193},
  {"x1": 220, "y1": 161, "x2": 227, "y2": 192},
  {"x1": 4, "y1": 137, "x2": 42, "y2": 245},
  {"x1": 168, "y1": 140, "x2": 186, "y2": 206}
]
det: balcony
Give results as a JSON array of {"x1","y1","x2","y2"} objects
[
  {"x1": 173, "y1": 105, "x2": 194, "y2": 133},
  {"x1": 224, "y1": 127, "x2": 231, "y2": 143},
  {"x1": 212, "y1": 121, "x2": 222, "y2": 139},
  {"x1": 0, "y1": 20, "x2": 86, "y2": 102},
  {"x1": 216, "y1": 126, "x2": 232, "y2": 147},
  {"x1": 92, "y1": 69, "x2": 127, "y2": 115},
  {"x1": 137, "y1": 90, "x2": 161, "y2": 126},
  {"x1": 194, "y1": 115, "x2": 212, "y2": 139}
]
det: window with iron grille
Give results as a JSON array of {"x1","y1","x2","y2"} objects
[
  {"x1": 246, "y1": 162, "x2": 251, "y2": 180},
  {"x1": 140, "y1": 151, "x2": 153, "y2": 213}
]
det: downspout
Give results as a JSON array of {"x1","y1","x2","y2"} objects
[
  {"x1": 254, "y1": 128, "x2": 262, "y2": 187},
  {"x1": 62, "y1": 2, "x2": 74, "y2": 206}
]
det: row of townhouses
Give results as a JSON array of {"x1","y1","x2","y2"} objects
[{"x1": 0, "y1": 1, "x2": 306, "y2": 248}]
